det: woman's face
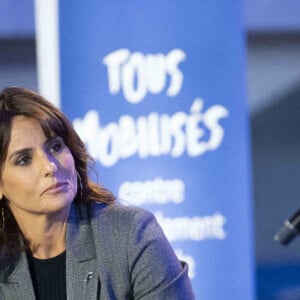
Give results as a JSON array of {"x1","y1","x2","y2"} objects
[{"x1": 0, "y1": 116, "x2": 77, "y2": 222}]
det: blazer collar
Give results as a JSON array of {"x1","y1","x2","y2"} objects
[
  {"x1": 3, "y1": 251, "x2": 31, "y2": 283},
  {"x1": 66, "y1": 202, "x2": 99, "y2": 300},
  {"x1": 1, "y1": 251, "x2": 36, "y2": 299},
  {"x1": 1, "y1": 202, "x2": 99, "y2": 300},
  {"x1": 66, "y1": 201, "x2": 96, "y2": 262}
]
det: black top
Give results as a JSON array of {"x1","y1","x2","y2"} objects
[{"x1": 27, "y1": 251, "x2": 66, "y2": 300}]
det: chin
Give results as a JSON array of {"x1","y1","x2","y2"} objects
[{"x1": 43, "y1": 195, "x2": 74, "y2": 212}]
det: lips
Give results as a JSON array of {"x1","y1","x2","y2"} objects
[{"x1": 42, "y1": 182, "x2": 68, "y2": 196}]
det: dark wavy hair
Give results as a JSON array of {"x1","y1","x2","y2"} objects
[{"x1": 0, "y1": 86, "x2": 115, "y2": 265}]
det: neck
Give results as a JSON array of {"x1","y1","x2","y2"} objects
[
  {"x1": 28, "y1": 219, "x2": 68, "y2": 259},
  {"x1": 12, "y1": 206, "x2": 70, "y2": 259}
]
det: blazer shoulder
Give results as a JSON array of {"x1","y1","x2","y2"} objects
[
  {"x1": 90, "y1": 202, "x2": 166, "y2": 255},
  {"x1": 91, "y1": 202, "x2": 153, "y2": 223}
]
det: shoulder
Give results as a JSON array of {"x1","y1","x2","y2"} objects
[
  {"x1": 75, "y1": 201, "x2": 168, "y2": 252},
  {"x1": 90, "y1": 203, "x2": 171, "y2": 255},
  {"x1": 87, "y1": 203, "x2": 166, "y2": 263},
  {"x1": 89, "y1": 202, "x2": 156, "y2": 229},
  {"x1": 87, "y1": 202, "x2": 177, "y2": 270},
  {"x1": 74, "y1": 202, "x2": 194, "y2": 298}
]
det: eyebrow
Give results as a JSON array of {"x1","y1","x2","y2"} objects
[
  {"x1": 7, "y1": 135, "x2": 63, "y2": 161},
  {"x1": 8, "y1": 148, "x2": 32, "y2": 162},
  {"x1": 45, "y1": 136, "x2": 62, "y2": 146},
  {"x1": 8, "y1": 136, "x2": 63, "y2": 161}
]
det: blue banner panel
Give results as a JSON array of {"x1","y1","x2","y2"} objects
[{"x1": 59, "y1": 1, "x2": 254, "y2": 299}]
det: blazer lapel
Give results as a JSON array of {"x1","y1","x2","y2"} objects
[
  {"x1": 0, "y1": 252, "x2": 36, "y2": 299},
  {"x1": 66, "y1": 203, "x2": 99, "y2": 300}
]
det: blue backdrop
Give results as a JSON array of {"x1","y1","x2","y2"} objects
[{"x1": 59, "y1": 1, "x2": 254, "y2": 298}]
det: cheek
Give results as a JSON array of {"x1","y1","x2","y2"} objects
[
  {"x1": 62, "y1": 154, "x2": 77, "y2": 186},
  {"x1": 1, "y1": 174, "x2": 34, "y2": 202},
  {"x1": 61, "y1": 152, "x2": 76, "y2": 171}
]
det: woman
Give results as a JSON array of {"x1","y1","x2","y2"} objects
[{"x1": 0, "y1": 87, "x2": 194, "y2": 299}]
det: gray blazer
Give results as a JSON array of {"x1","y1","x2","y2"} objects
[{"x1": 0, "y1": 202, "x2": 195, "y2": 299}]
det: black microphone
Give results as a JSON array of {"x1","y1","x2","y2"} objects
[{"x1": 274, "y1": 209, "x2": 300, "y2": 245}]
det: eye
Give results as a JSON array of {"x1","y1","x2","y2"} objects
[
  {"x1": 49, "y1": 140, "x2": 63, "y2": 154},
  {"x1": 15, "y1": 154, "x2": 32, "y2": 166},
  {"x1": 48, "y1": 137, "x2": 66, "y2": 155}
]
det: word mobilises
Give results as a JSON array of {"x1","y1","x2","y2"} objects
[{"x1": 73, "y1": 98, "x2": 229, "y2": 167}]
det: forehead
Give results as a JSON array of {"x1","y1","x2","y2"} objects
[{"x1": 8, "y1": 116, "x2": 46, "y2": 149}]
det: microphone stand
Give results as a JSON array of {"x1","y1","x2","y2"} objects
[{"x1": 274, "y1": 209, "x2": 300, "y2": 246}]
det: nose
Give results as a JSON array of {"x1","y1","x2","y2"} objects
[
  {"x1": 42, "y1": 155, "x2": 58, "y2": 177},
  {"x1": 44, "y1": 161, "x2": 58, "y2": 177}
]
